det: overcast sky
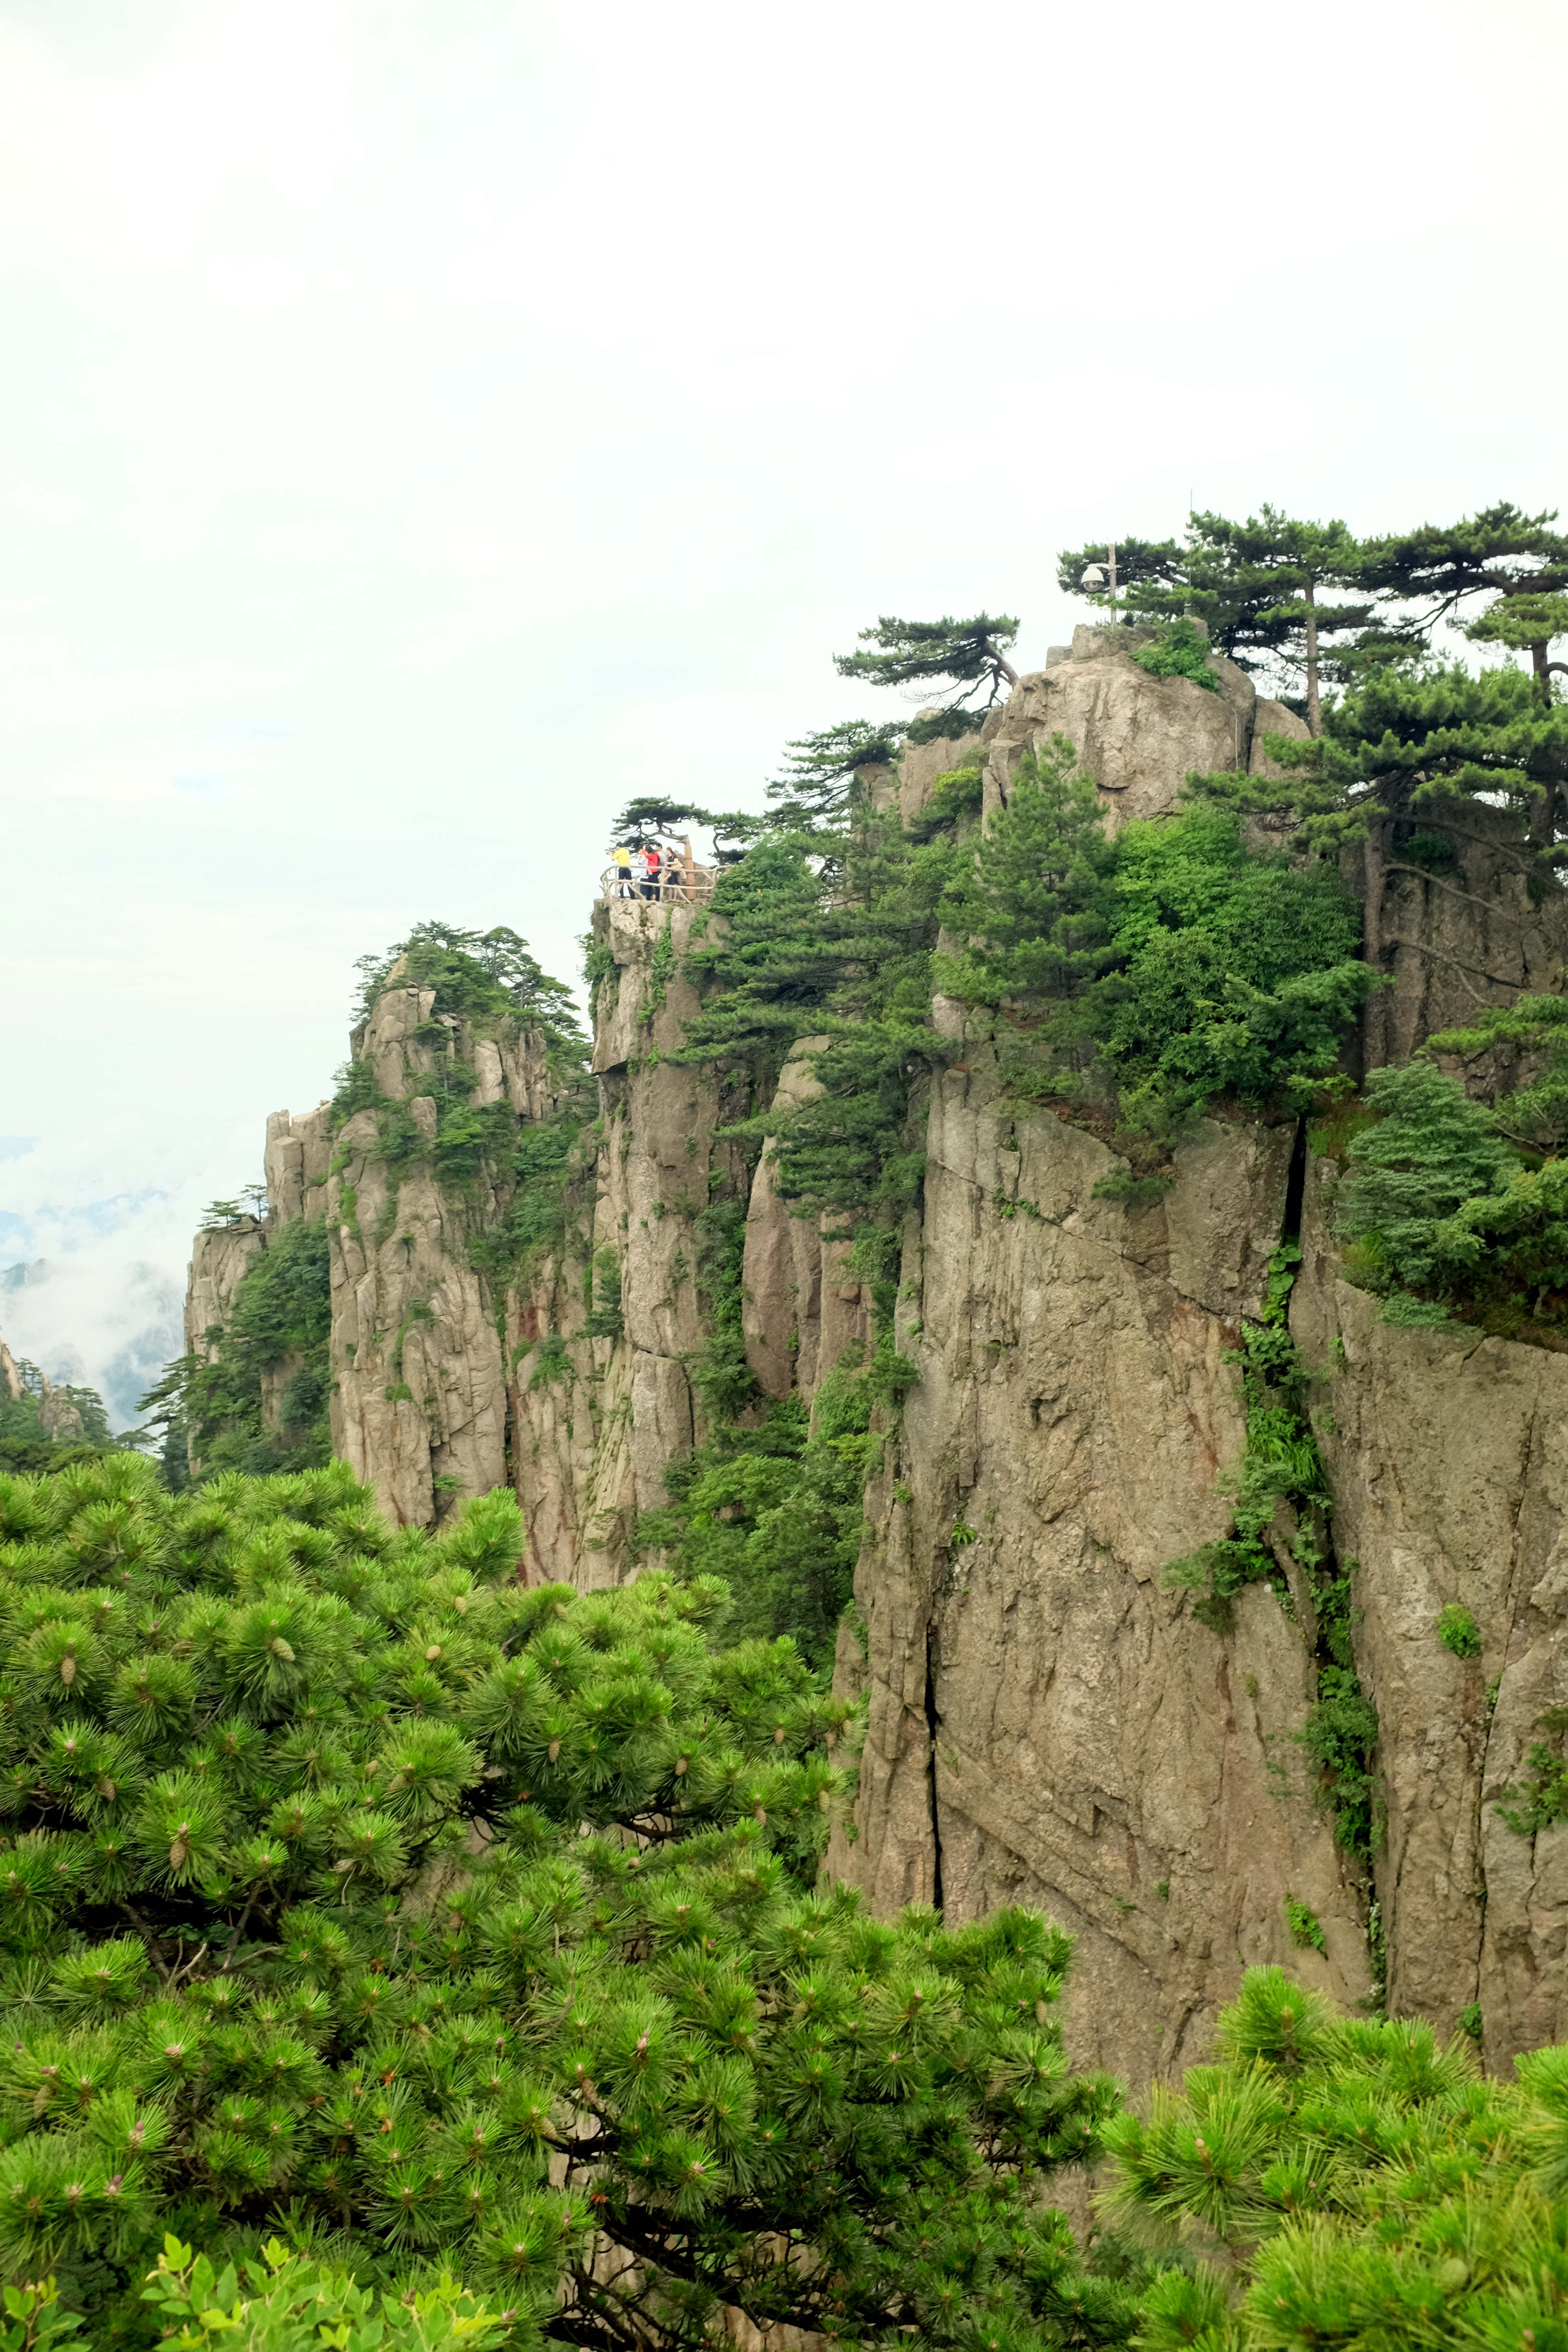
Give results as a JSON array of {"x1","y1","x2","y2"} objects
[{"x1": 1, "y1": 0, "x2": 1565, "y2": 1420}]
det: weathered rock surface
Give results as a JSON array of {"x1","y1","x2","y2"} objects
[
  {"x1": 984, "y1": 625, "x2": 1256, "y2": 834},
  {"x1": 325, "y1": 984, "x2": 518, "y2": 1527},
  {"x1": 186, "y1": 649, "x2": 1568, "y2": 2095},
  {"x1": 264, "y1": 1105, "x2": 333, "y2": 1225},
  {"x1": 830, "y1": 1055, "x2": 1370, "y2": 2083},
  {"x1": 740, "y1": 1040, "x2": 868, "y2": 1403},
  {"x1": 1292, "y1": 1156, "x2": 1568, "y2": 2068},
  {"x1": 185, "y1": 1219, "x2": 267, "y2": 1361}
]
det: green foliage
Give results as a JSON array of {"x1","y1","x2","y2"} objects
[
  {"x1": 0, "y1": 1366, "x2": 121, "y2": 1471},
  {"x1": 1283, "y1": 1897, "x2": 1325, "y2": 1954},
  {"x1": 833, "y1": 613, "x2": 1018, "y2": 741},
  {"x1": 351, "y1": 924, "x2": 585, "y2": 1066},
  {"x1": 1436, "y1": 1602, "x2": 1482, "y2": 1659},
  {"x1": 680, "y1": 789, "x2": 958, "y2": 1253},
  {"x1": 139, "y1": 1222, "x2": 332, "y2": 1481},
  {"x1": 470, "y1": 1115, "x2": 585, "y2": 1289},
  {"x1": 1429, "y1": 993, "x2": 1568, "y2": 1156},
  {"x1": 638, "y1": 1378, "x2": 876, "y2": 1672},
  {"x1": 904, "y1": 758, "x2": 984, "y2": 845},
  {"x1": 0, "y1": 1457, "x2": 1127, "y2": 2352},
  {"x1": 581, "y1": 931, "x2": 615, "y2": 1020},
  {"x1": 1060, "y1": 510, "x2": 1379, "y2": 714},
  {"x1": 610, "y1": 798, "x2": 719, "y2": 845},
  {"x1": 0, "y1": 2277, "x2": 79, "y2": 2352},
  {"x1": 1130, "y1": 619, "x2": 1219, "y2": 693},
  {"x1": 685, "y1": 1198, "x2": 759, "y2": 1425},
  {"x1": 935, "y1": 741, "x2": 1118, "y2": 1045},
  {"x1": 1496, "y1": 1708, "x2": 1568, "y2": 1836},
  {"x1": 937, "y1": 753, "x2": 1369, "y2": 1148},
  {"x1": 1162, "y1": 1249, "x2": 1380, "y2": 1870},
  {"x1": 1334, "y1": 1060, "x2": 1568, "y2": 1334},
  {"x1": 582, "y1": 1246, "x2": 623, "y2": 1339},
  {"x1": 1336, "y1": 1061, "x2": 1512, "y2": 1289},
  {"x1": 143, "y1": 2238, "x2": 506, "y2": 2352},
  {"x1": 1101, "y1": 1964, "x2": 1568, "y2": 2352},
  {"x1": 1298, "y1": 1655, "x2": 1381, "y2": 1863},
  {"x1": 766, "y1": 723, "x2": 906, "y2": 833},
  {"x1": 642, "y1": 916, "x2": 676, "y2": 1022},
  {"x1": 1162, "y1": 1307, "x2": 1325, "y2": 1640},
  {"x1": 1099, "y1": 814, "x2": 1368, "y2": 1127}
]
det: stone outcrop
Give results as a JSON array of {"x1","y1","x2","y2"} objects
[
  {"x1": 185, "y1": 1218, "x2": 267, "y2": 1364},
  {"x1": 323, "y1": 982, "x2": 526, "y2": 1528},
  {"x1": 985, "y1": 625, "x2": 1257, "y2": 834},
  {"x1": 185, "y1": 644, "x2": 1568, "y2": 2093},
  {"x1": 1292, "y1": 1159, "x2": 1568, "y2": 2069},
  {"x1": 0, "y1": 1333, "x2": 91, "y2": 1445},
  {"x1": 264, "y1": 1106, "x2": 333, "y2": 1225},
  {"x1": 740, "y1": 1041, "x2": 868, "y2": 1404},
  {"x1": 828, "y1": 1049, "x2": 1370, "y2": 2083}
]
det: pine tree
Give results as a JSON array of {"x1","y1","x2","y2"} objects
[
  {"x1": 1100, "y1": 1965, "x2": 1568, "y2": 2352},
  {"x1": 764, "y1": 721, "x2": 906, "y2": 834},
  {"x1": 0, "y1": 1454, "x2": 1127, "y2": 2352},
  {"x1": 833, "y1": 614, "x2": 1019, "y2": 742},
  {"x1": 1352, "y1": 503, "x2": 1568, "y2": 851},
  {"x1": 1058, "y1": 511, "x2": 1381, "y2": 729}
]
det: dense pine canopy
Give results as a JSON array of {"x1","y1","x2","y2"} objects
[{"x1": 0, "y1": 1457, "x2": 1126, "y2": 2352}]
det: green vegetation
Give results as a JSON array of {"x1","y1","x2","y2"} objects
[
  {"x1": 143, "y1": 2238, "x2": 508, "y2": 2352},
  {"x1": 935, "y1": 744, "x2": 1370, "y2": 1161},
  {"x1": 659, "y1": 636, "x2": 1372, "y2": 1667},
  {"x1": 1058, "y1": 509, "x2": 1382, "y2": 729},
  {"x1": 0, "y1": 1454, "x2": 1132, "y2": 2352},
  {"x1": 1101, "y1": 1964, "x2": 1568, "y2": 2352},
  {"x1": 0, "y1": 1365, "x2": 121, "y2": 1476},
  {"x1": 1164, "y1": 1247, "x2": 1380, "y2": 1871},
  {"x1": 1335, "y1": 1058, "x2": 1568, "y2": 1341},
  {"x1": 1130, "y1": 619, "x2": 1219, "y2": 693},
  {"x1": 1496, "y1": 1706, "x2": 1568, "y2": 1837},
  {"x1": 1430, "y1": 993, "x2": 1568, "y2": 1156},
  {"x1": 350, "y1": 923, "x2": 585, "y2": 1069},
  {"x1": 638, "y1": 1374, "x2": 877, "y2": 1671},
  {"x1": 1283, "y1": 1897, "x2": 1325, "y2": 1954},
  {"x1": 1436, "y1": 1602, "x2": 1482, "y2": 1659},
  {"x1": 833, "y1": 612, "x2": 1019, "y2": 742},
  {"x1": 139, "y1": 1220, "x2": 333, "y2": 1485}
]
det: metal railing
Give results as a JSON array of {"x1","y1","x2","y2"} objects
[{"x1": 599, "y1": 862, "x2": 718, "y2": 906}]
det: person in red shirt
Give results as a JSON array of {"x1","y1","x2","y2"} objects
[{"x1": 642, "y1": 842, "x2": 662, "y2": 901}]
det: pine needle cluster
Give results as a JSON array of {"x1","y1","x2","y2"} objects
[
  {"x1": 1101, "y1": 1966, "x2": 1568, "y2": 2352},
  {"x1": 0, "y1": 1455, "x2": 1126, "y2": 2352}
]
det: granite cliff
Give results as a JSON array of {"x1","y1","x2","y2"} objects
[{"x1": 186, "y1": 622, "x2": 1568, "y2": 2083}]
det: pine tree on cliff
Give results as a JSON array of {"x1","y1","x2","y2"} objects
[
  {"x1": 833, "y1": 612, "x2": 1020, "y2": 742},
  {"x1": 1356, "y1": 500, "x2": 1568, "y2": 838},
  {"x1": 764, "y1": 718, "x2": 906, "y2": 831},
  {"x1": 1058, "y1": 510, "x2": 1383, "y2": 730}
]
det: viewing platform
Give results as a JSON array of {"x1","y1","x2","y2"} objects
[{"x1": 597, "y1": 857, "x2": 718, "y2": 906}]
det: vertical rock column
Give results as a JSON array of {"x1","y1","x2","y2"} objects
[
  {"x1": 1292, "y1": 1155, "x2": 1568, "y2": 2068},
  {"x1": 586, "y1": 894, "x2": 733, "y2": 1519},
  {"x1": 326, "y1": 986, "x2": 519, "y2": 1527},
  {"x1": 833, "y1": 1046, "x2": 1372, "y2": 2089}
]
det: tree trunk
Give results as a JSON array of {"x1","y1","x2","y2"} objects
[
  {"x1": 1361, "y1": 816, "x2": 1386, "y2": 1073},
  {"x1": 1529, "y1": 643, "x2": 1559, "y2": 848},
  {"x1": 1304, "y1": 580, "x2": 1322, "y2": 738}
]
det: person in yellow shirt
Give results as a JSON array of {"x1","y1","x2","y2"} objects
[{"x1": 609, "y1": 843, "x2": 633, "y2": 897}]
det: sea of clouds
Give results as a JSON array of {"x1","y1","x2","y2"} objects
[{"x1": 0, "y1": 1112, "x2": 263, "y2": 1434}]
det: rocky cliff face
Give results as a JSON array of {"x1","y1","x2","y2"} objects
[{"x1": 187, "y1": 623, "x2": 1568, "y2": 2082}]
